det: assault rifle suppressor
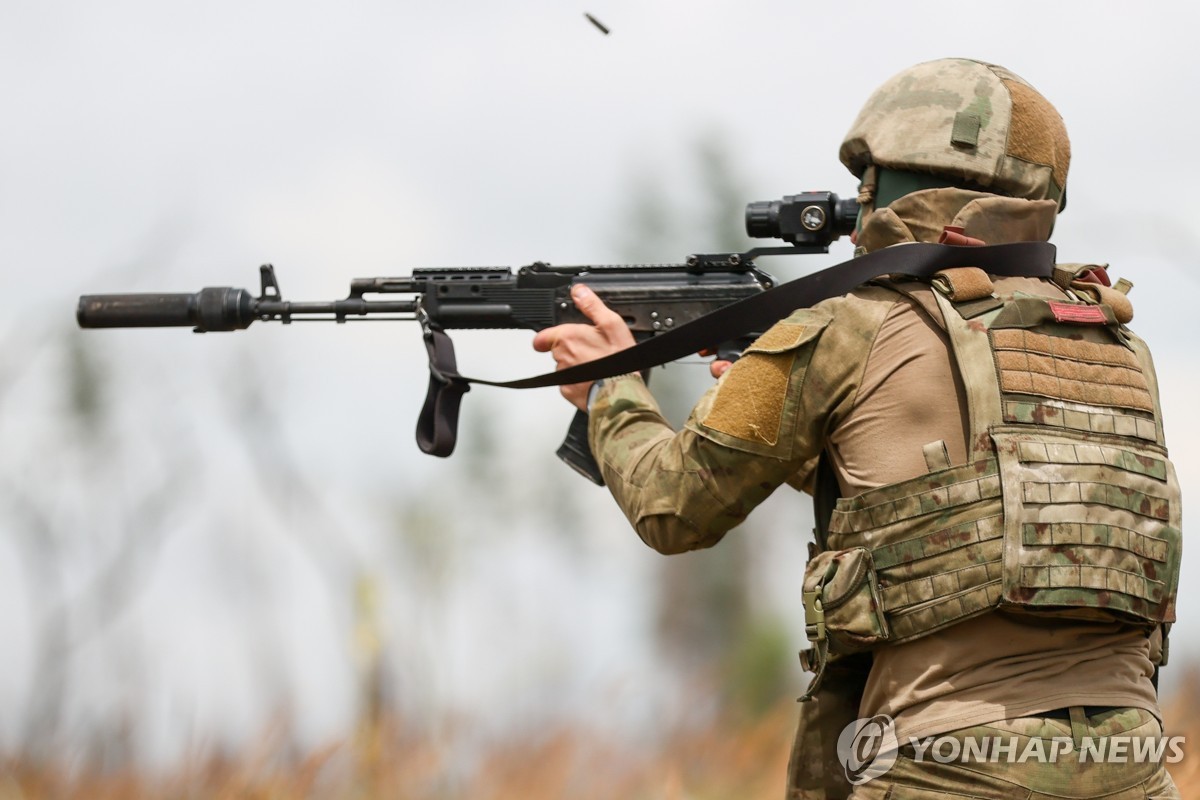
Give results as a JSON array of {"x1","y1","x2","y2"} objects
[{"x1": 77, "y1": 192, "x2": 858, "y2": 483}]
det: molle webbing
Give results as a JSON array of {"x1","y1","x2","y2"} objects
[
  {"x1": 993, "y1": 328, "x2": 1155, "y2": 415},
  {"x1": 826, "y1": 457, "x2": 1007, "y2": 642},
  {"x1": 993, "y1": 326, "x2": 1160, "y2": 443},
  {"x1": 812, "y1": 286, "x2": 1180, "y2": 654},
  {"x1": 992, "y1": 428, "x2": 1178, "y2": 623},
  {"x1": 826, "y1": 434, "x2": 1179, "y2": 646},
  {"x1": 941, "y1": 289, "x2": 1177, "y2": 627}
]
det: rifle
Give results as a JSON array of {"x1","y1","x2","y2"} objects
[{"x1": 76, "y1": 191, "x2": 859, "y2": 483}]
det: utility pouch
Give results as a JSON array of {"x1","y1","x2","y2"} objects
[{"x1": 803, "y1": 547, "x2": 890, "y2": 654}]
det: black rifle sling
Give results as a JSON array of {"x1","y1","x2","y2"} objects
[
  {"x1": 417, "y1": 327, "x2": 471, "y2": 457},
  {"x1": 418, "y1": 241, "x2": 1056, "y2": 456}
]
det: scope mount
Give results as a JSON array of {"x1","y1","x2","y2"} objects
[{"x1": 685, "y1": 243, "x2": 840, "y2": 274}]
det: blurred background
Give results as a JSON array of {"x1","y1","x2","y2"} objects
[{"x1": 2, "y1": 1, "x2": 1198, "y2": 796}]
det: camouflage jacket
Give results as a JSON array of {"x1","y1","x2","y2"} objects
[
  {"x1": 586, "y1": 188, "x2": 1052, "y2": 552},
  {"x1": 588, "y1": 188, "x2": 1179, "y2": 646}
]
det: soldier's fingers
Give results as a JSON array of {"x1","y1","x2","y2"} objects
[
  {"x1": 531, "y1": 327, "x2": 560, "y2": 353},
  {"x1": 710, "y1": 359, "x2": 733, "y2": 379},
  {"x1": 571, "y1": 284, "x2": 624, "y2": 332}
]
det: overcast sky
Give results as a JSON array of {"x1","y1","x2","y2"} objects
[{"x1": 2, "y1": 0, "x2": 1198, "y2": 765}]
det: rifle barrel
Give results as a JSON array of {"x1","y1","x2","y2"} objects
[{"x1": 78, "y1": 289, "x2": 419, "y2": 331}]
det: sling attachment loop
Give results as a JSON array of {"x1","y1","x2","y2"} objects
[{"x1": 416, "y1": 308, "x2": 471, "y2": 457}]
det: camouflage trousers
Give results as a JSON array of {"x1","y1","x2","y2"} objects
[{"x1": 847, "y1": 708, "x2": 1180, "y2": 800}]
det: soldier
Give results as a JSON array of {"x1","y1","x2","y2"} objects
[{"x1": 533, "y1": 58, "x2": 1181, "y2": 799}]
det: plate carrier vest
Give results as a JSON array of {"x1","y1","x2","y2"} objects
[{"x1": 800, "y1": 267, "x2": 1182, "y2": 694}]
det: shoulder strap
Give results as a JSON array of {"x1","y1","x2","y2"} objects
[{"x1": 812, "y1": 451, "x2": 840, "y2": 553}]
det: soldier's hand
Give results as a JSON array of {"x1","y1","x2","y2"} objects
[
  {"x1": 697, "y1": 348, "x2": 733, "y2": 379},
  {"x1": 710, "y1": 360, "x2": 733, "y2": 379},
  {"x1": 532, "y1": 284, "x2": 635, "y2": 410}
]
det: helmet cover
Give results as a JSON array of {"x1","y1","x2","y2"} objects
[{"x1": 840, "y1": 58, "x2": 1070, "y2": 205}]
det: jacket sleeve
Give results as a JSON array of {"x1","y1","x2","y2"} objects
[{"x1": 587, "y1": 308, "x2": 836, "y2": 554}]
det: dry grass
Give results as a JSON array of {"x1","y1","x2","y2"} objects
[
  {"x1": 2, "y1": 709, "x2": 793, "y2": 800},
  {"x1": 1163, "y1": 672, "x2": 1200, "y2": 798},
  {"x1": 4, "y1": 683, "x2": 1199, "y2": 799}
]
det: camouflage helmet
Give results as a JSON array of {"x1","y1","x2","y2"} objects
[{"x1": 840, "y1": 58, "x2": 1070, "y2": 207}]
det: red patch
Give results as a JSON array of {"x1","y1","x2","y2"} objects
[
  {"x1": 938, "y1": 226, "x2": 986, "y2": 246},
  {"x1": 1075, "y1": 266, "x2": 1112, "y2": 287},
  {"x1": 1049, "y1": 301, "x2": 1106, "y2": 325}
]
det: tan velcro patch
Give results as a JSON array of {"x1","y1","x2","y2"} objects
[
  {"x1": 701, "y1": 324, "x2": 808, "y2": 445},
  {"x1": 1073, "y1": 282, "x2": 1134, "y2": 324},
  {"x1": 992, "y1": 329, "x2": 1154, "y2": 412},
  {"x1": 1003, "y1": 79, "x2": 1071, "y2": 191},
  {"x1": 749, "y1": 321, "x2": 811, "y2": 352},
  {"x1": 933, "y1": 267, "x2": 994, "y2": 302}
]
